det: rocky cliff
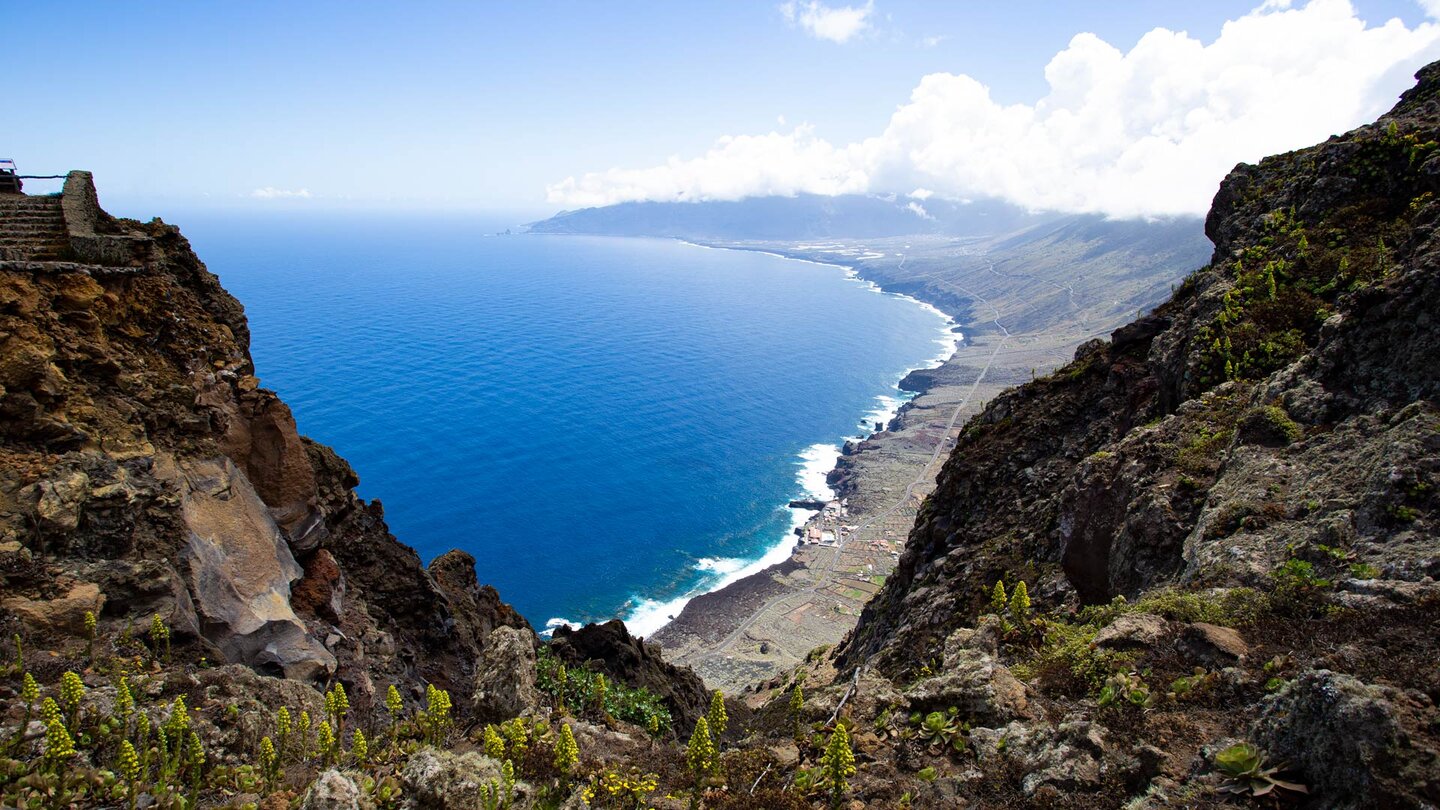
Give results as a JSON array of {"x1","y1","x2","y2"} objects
[
  {"x1": 815, "y1": 62, "x2": 1440, "y2": 807},
  {"x1": 0, "y1": 172, "x2": 529, "y2": 705}
]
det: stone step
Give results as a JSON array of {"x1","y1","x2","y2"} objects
[
  {"x1": 0, "y1": 222, "x2": 66, "y2": 231},
  {"x1": 0, "y1": 222, "x2": 64, "y2": 229},
  {"x1": 0, "y1": 211, "x2": 65, "y2": 220},
  {"x1": 0, "y1": 201, "x2": 63, "y2": 213},
  {"x1": 0, "y1": 248, "x2": 69, "y2": 256}
]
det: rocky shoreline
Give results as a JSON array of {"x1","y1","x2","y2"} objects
[
  {"x1": 649, "y1": 244, "x2": 1036, "y2": 691},
  {"x1": 650, "y1": 229, "x2": 1211, "y2": 692}
]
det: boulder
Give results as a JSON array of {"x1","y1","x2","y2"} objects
[
  {"x1": 472, "y1": 626, "x2": 543, "y2": 723},
  {"x1": 1177, "y1": 622, "x2": 1247, "y2": 665},
  {"x1": 194, "y1": 665, "x2": 326, "y2": 752},
  {"x1": 169, "y1": 455, "x2": 333, "y2": 681},
  {"x1": 904, "y1": 649, "x2": 1028, "y2": 725},
  {"x1": 942, "y1": 616, "x2": 1002, "y2": 658},
  {"x1": 29, "y1": 469, "x2": 90, "y2": 532},
  {"x1": 2, "y1": 580, "x2": 104, "y2": 633},
  {"x1": 1252, "y1": 670, "x2": 1440, "y2": 807},
  {"x1": 300, "y1": 770, "x2": 370, "y2": 810},
  {"x1": 768, "y1": 740, "x2": 800, "y2": 768},
  {"x1": 1093, "y1": 613, "x2": 1170, "y2": 650},
  {"x1": 401, "y1": 749, "x2": 533, "y2": 809},
  {"x1": 971, "y1": 718, "x2": 1108, "y2": 795}
]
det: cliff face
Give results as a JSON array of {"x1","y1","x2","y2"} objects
[
  {"x1": 824, "y1": 65, "x2": 1440, "y2": 806},
  {"x1": 0, "y1": 174, "x2": 528, "y2": 706}
]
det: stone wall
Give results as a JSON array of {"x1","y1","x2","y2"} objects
[{"x1": 60, "y1": 170, "x2": 153, "y2": 266}]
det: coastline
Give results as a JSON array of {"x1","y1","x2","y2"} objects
[
  {"x1": 605, "y1": 239, "x2": 959, "y2": 640},
  {"x1": 645, "y1": 239, "x2": 983, "y2": 689},
  {"x1": 646, "y1": 233, "x2": 1179, "y2": 693}
]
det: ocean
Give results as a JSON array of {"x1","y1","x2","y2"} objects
[{"x1": 177, "y1": 213, "x2": 953, "y2": 636}]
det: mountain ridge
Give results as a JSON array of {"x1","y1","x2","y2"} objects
[{"x1": 527, "y1": 192, "x2": 1061, "y2": 240}]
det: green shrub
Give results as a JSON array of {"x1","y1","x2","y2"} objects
[
  {"x1": 1079, "y1": 587, "x2": 1267, "y2": 628},
  {"x1": 1238, "y1": 405, "x2": 1304, "y2": 445},
  {"x1": 536, "y1": 647, "x2": 671, "y2": 733},
  {"x1": 1348, "y1": 562, "x2": 1381, "y2": 579},
  {"x1": 1012, "y1": 618, "x2": 1132, "y2": 690}
]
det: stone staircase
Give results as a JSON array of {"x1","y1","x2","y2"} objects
[{"x1": 0, "y1": 194, "x2": 70, "y2": 261}]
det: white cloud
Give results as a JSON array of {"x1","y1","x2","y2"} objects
[
  {"x1": 546, "y1": 126, "x2": 868, "y2": 208},
  {"x1": 549, "y1": 0, "x2": 1440, "y2": 218},
  {"x1": 250, "y1": 186, "x2": 312, "y2": 200},
  {"x1": 780, "y1": 0, "x2": 874, "y2": 44},
  {"x1": 920, "y1": 35, "x2": 947, "y2": 49}
]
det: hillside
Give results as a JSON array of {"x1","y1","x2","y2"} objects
[{"x1": 816, "y1": 62, "x2": 1440, "y2": 807}]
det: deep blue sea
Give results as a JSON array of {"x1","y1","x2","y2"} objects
[{"x1": 176, "y1": 213, "x2": 952, "y2": 634}]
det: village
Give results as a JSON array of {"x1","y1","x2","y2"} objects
[{"x1": 797, "y1": 498, "x2": 902, "y2": 561}]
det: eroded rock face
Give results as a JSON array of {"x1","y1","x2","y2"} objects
[
  {"x1": 817, "y1": 62, "x2": 1440, "y2": 810},
  {"x1": 839, "y1": 63, "x2": 1440, "y2": 686},
  {"x1": 169, "y1": 455, "x2": 333, "y2": 681}
]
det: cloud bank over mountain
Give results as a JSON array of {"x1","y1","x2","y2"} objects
[{"x1": 548, "y1": 0, "x2": 1440, "y2": 218}]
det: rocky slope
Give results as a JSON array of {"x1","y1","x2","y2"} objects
[{"x1": 810, "y1": 62, "x2": 1440, "y2": 807}]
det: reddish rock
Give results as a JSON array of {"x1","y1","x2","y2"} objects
[{"x1": 292, "y1": 549, "x2": 344, "y2": 623}]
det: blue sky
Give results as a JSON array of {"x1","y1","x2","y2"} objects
[{"x1": 6, "y1": 1, "x2": 1438, "y2": 219}]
